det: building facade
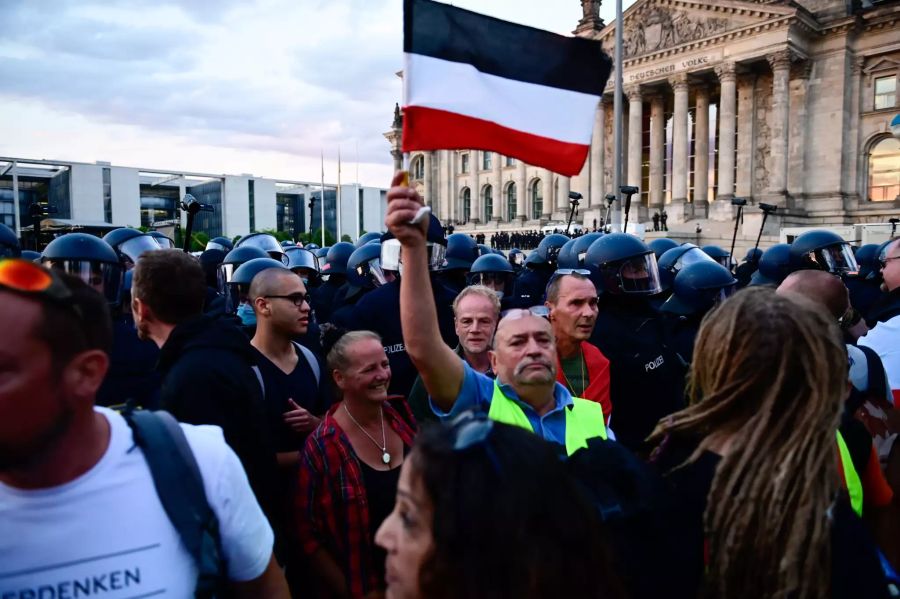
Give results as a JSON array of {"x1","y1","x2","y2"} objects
[
  {"x1": 386, "y1": 0, "x2": 900, "y2": 236},
  {"x1": 0, "y1": 157, "x2": 388, "y2": 242}
]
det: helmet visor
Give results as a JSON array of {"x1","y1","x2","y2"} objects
[
  {"x1": 286, "y1": 248, "x2": 319, "y2": 272},
  {"x1": 510, "y1": 252, "x2": 526, "y2": 266},
  {"x1": 675, "y1": 247, "x2": 716, "y2": 271},
  {"x1": 812, "y1": 243, "x2": 858, "y2": 274},
  {"x1": 616, "y1": 253, "x2": 662, "y2": 294},
  {"x1": 218, "y1": 262, "x2": 240, "y2": 292},
  {"x1": 44, "y1": 259, "x2": 124, "y2": 305},
  {"x1": 153, "y1": 236, "x2": 175, "y2": 249},
  {"x1": 223, "y1": 282, "x2": 249, "y2": 315},
  {"x1": 206, "y1": 241, "x2": 229, "y2": 252},
  {"x1": 119, "y1": 236, "x2": 161, "y2": 265},
  {"x1": 356, "y1": 258, "x2": 391, "y2": 287},
  {"x1": 427, "y1": 243, "x2": 447, "y2": 271},
  {"x1": 238, "y1": 234, "x2": 284, "y2": 255},
  {"x1": 381, "y1": 239, "x2": 401, "y2": 272}
]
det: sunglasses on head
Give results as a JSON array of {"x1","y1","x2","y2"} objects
[
  {"x1": 500, "y1": 306, "x2": 550, "y2": 321},
  {"x1": 0, "y1": 259, "x2": 73, "y2": 304},
  {"x1": 448, "y1": 410, "x2": 502, "y2": 474}
]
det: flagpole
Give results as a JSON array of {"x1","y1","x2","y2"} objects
[
  {"x1": 355, "y1": 141, "x2": 360, "y2": 240},
  {"x1": 337, "y1": 147, "x2": 343, "y2": 242},
  {"x1": 320, "y1": 150, "x2": 326, "y2": 246},
  {"x1": 613, "y1": 0, "x2": 624, "y2": 231}
]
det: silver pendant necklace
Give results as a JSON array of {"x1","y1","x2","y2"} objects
[{"x1": 343, "y1": 403, "x2": 391, "y2": 465}]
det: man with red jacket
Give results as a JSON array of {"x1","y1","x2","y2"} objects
[{"x1": 546, "y1": 272, "x2": 613, "y2": 426}]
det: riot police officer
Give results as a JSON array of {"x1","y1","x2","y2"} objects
[
  {"x1": 236, "y1": 232, "x2": 289, "y2": 265},
  {"x1": 735, "y1": 247, "x2": 763, "y2": 288},
  {"x1": 312, "y1": 241, "x2": 354, "y2": 323},
  {"x1": 438, "y1": 233, "x2": 479, "y2": 294},
  {"x1": 206, "y1": 236, "x2": 234, "y2": 253},
  {"x1": 789, "y1": 230, "x2": 858, "y2": 276},
  {"x1": 585, "y1": 233, "x2": 686, "y2": 454},
  {"x1": 42, "y1": 232, "x2": 124, "y2": 305},
  {"x1": 102, "y1": 227, "x2": 160, "y2": 269},
  {"x1": 330, "y1": 242, "x2": 388, "y2": 327},
  {"x1": 648, "y1": 238, "x2": 679, "y2": 262},
  {"x1": 219, "y1": 245, "x2": 270, "y2": 315},
  {"x1": 701, "y1": 245, "x2": 733, "y2": 270},
  {"x1": 749, "y1": 243, "x2": 792, "y2": 287},
  {"x1": 467, "y1": 253, "x2": 515, "y2": 302},
  {"x1": 507, "y1": 248, "x2": 526, "y2": 272}
]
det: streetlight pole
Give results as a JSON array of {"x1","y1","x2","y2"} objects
[{"x1": 612, "y1": 0, "x2": 624, "y2": 229}]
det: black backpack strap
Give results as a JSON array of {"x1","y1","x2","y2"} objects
[
  {"x1": 124, "y1": 409, "x2": 225, "y2": 598},
  {"x1": 858, "y1": 344, "x2": 889, "y2": 404}
]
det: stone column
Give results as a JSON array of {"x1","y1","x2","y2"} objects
[
  {"x1": 423, "y1": 152, "x2": 432, "y2": 206},
  {"x1": 648, "y1": 93, "x2": 665, "y2": 211},
  {"x1": 715, "y1": 62, "x2": 736, "y2": 202},
  {"x1": 788, "y1": 61, "x2": 812, "y2": 206},
  {"x1": 693, "y1": 84, "x2": 710, "y2": 216},
  {"x1": 767, "y1": 50, "x2": 792, "y2": 200},
  {"x1": 590, "y1": 98, "x2": 606, "y2": 207},
  {"x1": 492, "y1": 153, "x2": 503, "y2": 221},
  {"x1": 557, "y1": 175, "x2": 571, "y2": 215},
  {"x1": 516, "y1": 160, "x2": 527, "y2": 222},
  {"x1": 670, "y1": 74, "x2": 690, "y2": 222},
  {"x1": 626, "y1": 85, "x2": 643, "y2": 191},
  {"x1": 735, "y1": 73, "x2": 756, "y2": 200},
  {"x1": 471, "y1": 151, "x2": 481, "y2": 224},
  {"x1": 541, "y1": 169, "x2": 553, "y2": 220}
]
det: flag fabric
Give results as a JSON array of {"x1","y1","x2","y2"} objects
[{"x1": 402, "y1": 0, "x2": 611, "y2": 177}]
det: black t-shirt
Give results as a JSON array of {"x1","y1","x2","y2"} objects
[
  {"x1": 654, "y1": 437, "x2": 890, "y2": 599},
  {"x1": 252, "y1": 345, "x2": 332, "y2": 453},
  {"x1": 360, "y1": 459, "x2": 404, "y2": 588}
]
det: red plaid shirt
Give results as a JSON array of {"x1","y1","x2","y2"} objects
[{"x1": 296, "y1": 398, "x2": 417, "y2": 598}]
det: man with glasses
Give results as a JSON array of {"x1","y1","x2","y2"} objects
[
  {"x1": 545, "y1": 271, "x2": 612, "y2": 425},
  {"x1": 248, "y1": 267, "x2": 330, "y2": 465},
  {"x1": 385, "y1": 173, "x2": 607, "y2": 457},
  {"x1": 861, "y1": 239, "x2": 900, "y2": 408},
  {"x1": 0, "y1": 259, "x2": 288, "y2": 598}
]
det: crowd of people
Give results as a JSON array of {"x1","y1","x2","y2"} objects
[{"x1": 1, "y1": 177, "x2": 899, "y2": 598}]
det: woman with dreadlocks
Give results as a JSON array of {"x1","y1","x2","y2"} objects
[{"x1": 649, "y1": 287, "x2": 890, "y2": 599}]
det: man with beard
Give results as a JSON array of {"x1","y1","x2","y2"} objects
[
  {"x1": 545, "y1": 272, "x2": 612, "y2": 425},
  {"x1": 385, "y1": 172, "x2": 608, "y2": 456},
  {"x1": 0, "y1": 261, "x2": 288, "y2": 597}
]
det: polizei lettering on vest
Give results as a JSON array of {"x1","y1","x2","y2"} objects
[{"x1": 645, "y1": 355, "x2": 665, "y2": 372}]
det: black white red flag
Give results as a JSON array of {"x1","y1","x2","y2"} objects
[{"x1": 402, "y1": 0, "x2": 612, "y2": 177}]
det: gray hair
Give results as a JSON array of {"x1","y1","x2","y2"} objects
[{"x1": 453, "y1": 284, "x2": 501, "y2": 317}]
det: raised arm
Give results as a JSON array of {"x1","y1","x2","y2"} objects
[{"x1": 385, "y1": 171, "x2": 463, "y2": 411}]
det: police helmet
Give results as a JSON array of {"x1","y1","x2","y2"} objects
[
  {"x1": 743, "y1": 247, "x2": 763, "y2": 263},
  {"x1": 42, "y1": 233, "x2": 124, "y2": 304},
  {"x1": 348, "y1": 242, "x2": 390, "y2": 289},
  {"x1": 789, "y1": 230, "x2": 857, "y2": 275},
  {"x1": 355, "y1": 231, "x2": 382, "y2": 248},
  {"x1": 536, "y1": 233, "x2": 570, "y2": 267},
  {"x1": 508, "y1": 248, "x2": 526, "y2": 271},
  {"x1": 206, "y1": 236, "x2": 234, "y2": 253},
  {"x1": 524, "y1": 251, "x2": 546, "y2": 268},
  {"x1": 147, "y1": 230, "x2": 176, "y2": 249},
  {"x1": 442, "y1": 233, "x2": 479, "y2": 271},
  {"x1": 657, "y1": 244, "x2": 717, "y2": 291},
  {"x1": 570, "y1": 233, "x2": 603, "y2": 268},
  {"x1": 322, "y1": 242, "x2": 355, "y2": 277},
  {"x1": 305, "y1": 243, "x2": 320, "y2": 251},
  {"x1": 20, "y1": 250, "x2": 41, "y2": 262},
  {"x1": 223, "y1": 257, "x2": 289, "y2": 314},
  {"x1": 854, "y1": 244, "x2": 881, "y2": 280},
  {"x1": 648, "y1": 238, "x2": 679, "y2": 261},
  {"x1": 556, "y1": 238, "x2": 580, "y2": 270},
  {"x1": 235, "y1": 232, "x2": 288, "y2": 265},
  {"x1": 0, "y1": 223, "x2": 21, "y2": 258},
  {"x1": 199, "y1": 248, "x2": 226, "y2": 289},
  {"x1": 314, "y1": 247, "x2": 329, "y2": 262},
  {"x1": 102, "y1": 228, "x2": 159, "y2": 266},
  {"x1": 584, "y1": 233, "x2": 661, "y2": 295},
  {"x1": 285, "y1": 247, "x2": 319, "y2": 273},
  {"x1": 380, "y1": 213, "x2": 447, "y2": 273},
  {"x1": 219, "y1": 245, "x2": 268, "y2": 292},
  {"x1": 468, "y1": 253, "x2": 514, "y2": 299},
  {"x1": 701, "y1": 245, "x2": 732, "y2": 269},
  {"x1": 751, "y1": 243, "x2": 792, "y2": 286},
  {"x1": 281, "y1": 240, "x2": 296, "y2": 248},
  {"x1": 661, "y1": 261, "x2": 737, "y2": 316}
]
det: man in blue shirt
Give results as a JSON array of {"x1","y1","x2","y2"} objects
[{"x1": 385, "y1": 172, "x2": 608, "y2": 454}]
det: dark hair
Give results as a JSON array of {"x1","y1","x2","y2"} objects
[
  {"x1": 34, "y1": 273, "x2": 113, "y2": 371},
  {"x1": 410, "y1": 419, "x2": 624, "y2": 599},
  {"x1": 132, "y1": 249, "x2": 206, "y2": 325}
]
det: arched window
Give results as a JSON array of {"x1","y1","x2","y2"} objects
[
  {"x1": 461, "y1": 187, "x2": 471, "y2": 222},
  {"x1": 869, "y1": 137, "x2": 900, "y2": 202},
  {"x1": 506, "y1": 183, "x2": 517, "y2": 221},
  {"x1": 531, "y1": 179, "x2": 543, "y2": 218},
  {"x1": 483, "y1": 185, "x2": 493, "y2": 222},
  {"x1": 411, "y1": 155, "x2": 425, "y2": 180}
]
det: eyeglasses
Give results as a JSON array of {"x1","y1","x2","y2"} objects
[
  {"x1": 448, "y1": 410, "x2": 501, "y2": 473},
  {"x1": 263, "y1": 292, "x2": 310, "y2": 307},
  {"x1": 880, "y1": 256, "x2": 900, "y2": 268},
  {"x1": 500, "y1": 306, "x2": 550, "y2": 320},
  {"x1": 0, "y1": 258, "x2": 73, "y2": 303}
]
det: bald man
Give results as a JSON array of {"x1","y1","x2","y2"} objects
[
  {"x1": 777, "y1": 270, "x2": 868, "y2": 342},
  {"x1": 385, "y1": 171, "x2": 608, "y2": 456},
  {"x1": 249, "y1": 268, "x2": 330, "y2": 468}
]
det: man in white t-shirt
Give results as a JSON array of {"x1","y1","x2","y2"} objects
[
  {"x1": 861, "y1": 238, "x2": 900, "y2": 405},
  {"x1": 0, "y1": 265, "x2": 289, "y2": 597}
]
